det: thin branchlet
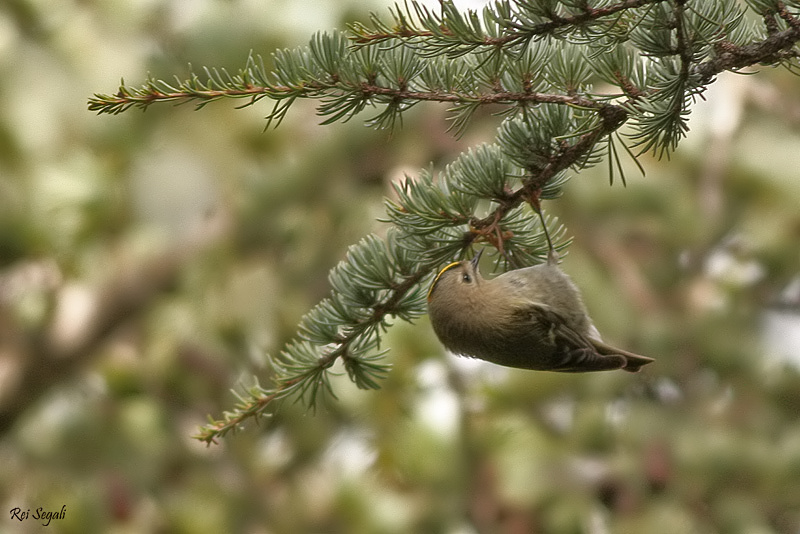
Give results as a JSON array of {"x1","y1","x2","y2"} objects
[
  {"x1": 351, "y1": 0, "x2": 669, "y2": 48},
  {"x1": 194, "y1": 266, "x2": 430, "y2": 444}
]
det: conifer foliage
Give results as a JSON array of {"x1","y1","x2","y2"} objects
[{"x1": 90, "y1": 0, "x2": 800, "y2": 444}]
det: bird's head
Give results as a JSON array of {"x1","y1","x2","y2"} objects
[{"x1": 427, "y1": 249, "x2": 484, "y2": 303}]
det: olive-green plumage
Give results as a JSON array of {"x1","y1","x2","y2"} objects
[{"x1": 427, "y1": 251, "x2": 654, "y2": 372}]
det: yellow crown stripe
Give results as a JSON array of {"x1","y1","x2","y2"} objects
[{"x1": 427, "y1": 261, "x2": 462, "y2": 301}]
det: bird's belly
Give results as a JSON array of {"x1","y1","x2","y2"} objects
[{"x1": 442, "y1": 328, "x2": 561, "y2": 371}]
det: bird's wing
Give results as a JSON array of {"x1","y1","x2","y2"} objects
[
  {"x1": 515, "y1": 302, "x2": 627, "y2": 372},
  {"x1": 522, "y1": 302, "x2": 597, "y2": 350}
]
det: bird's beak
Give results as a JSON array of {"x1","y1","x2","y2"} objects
[{"x1": 470, "y1": 248, "x2": 483, "y2": 269}]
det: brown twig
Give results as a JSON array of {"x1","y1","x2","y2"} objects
[{"x1": 694, "y1": 24, "x2": 800, "y2": 85}]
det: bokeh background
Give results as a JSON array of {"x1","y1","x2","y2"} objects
[{"x1": 2, "y1": 1, "x2": 800, "y2": 533}]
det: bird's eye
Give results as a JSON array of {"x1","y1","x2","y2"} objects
[{"x1": 462, "y1": 273, "x2": 472, "y2": 283}]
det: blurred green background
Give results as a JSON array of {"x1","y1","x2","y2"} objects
[{"x1": 2, "y1": 1, "x2": 800, "y2": 533}]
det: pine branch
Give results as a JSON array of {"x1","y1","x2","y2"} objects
[
  {"x1": 694, "y1": 10, "x2": 800, "y2": 83},
  {"x1": 349, "y1": 0, "x2": 668, "y2": 50},
  {"x1": 87, "y1": 51, "x2": 606, "y2": 116},
  {"x1": 194, "y1": 264, "x2": 429, "y2": 444},
  {"x1": 87, "y1": 0, "x2": 800, "y2": 443},
  {"x1": 194, "y1": 101, "x2": 626, "y2": 444},
  {"x1": 88, "y1": 1, "x2": 800, "y2": 156}
]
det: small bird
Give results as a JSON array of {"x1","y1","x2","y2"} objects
[{"x1": 427, "y1": 249, "x2": 654, "y2": 372}]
